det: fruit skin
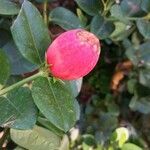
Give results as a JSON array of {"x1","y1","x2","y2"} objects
[{"x1": 46, "y1": 29, "x2": 100, "y2": 80}]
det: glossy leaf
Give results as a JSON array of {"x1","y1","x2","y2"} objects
[
  {"x1": 31, "y1": 77, "x2": 78, "y2": 132},
  {"x1": 10, "y1": 125, "x2": 61, "y2": 150},
  {"x1": 3, "y1": 40, "x2": 38, "y2": 75},
  {"x1": 122, "y1": 143, "x2": 142, "y2": 150},
  {"x1": 0, "y1": 0, "x2": 20, "y2": 15},
  {"x1": 91, "y1": 15, "x2": 115, "y2": 39},
  {"x1": 75, "y1": 0, "x2": 102, "y2": 16},
  {"x1": 0, "y1": 87, "x2": 37, "y2": 129},
  {"x1": 11, "y1": 0, "x2": 51, "y2": 65},
  {"x1": 136, "y1": 20, "x2": 150, "y2": 39},
  {"x1": 49, "y1": 7, "x2": 83, "y2": 30},
  {"x1": 0, "y1": 49, "x2": 10, "y2": 89}
]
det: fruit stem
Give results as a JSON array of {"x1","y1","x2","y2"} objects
[
  {"x1": 0, "y1": 71, "x2": 44, "y2": 96},
  {"x1": 43, "y1": 0, "x2": 48, "y2": 26}
]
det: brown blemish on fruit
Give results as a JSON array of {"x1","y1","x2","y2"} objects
[{"x1": 77, "y1": 30, "x2": 100, "y2": 54}]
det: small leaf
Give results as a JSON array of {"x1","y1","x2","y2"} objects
[
  {"x1": 136, "y1": 19, "x2": 150, "y2": 39},
  {"x1": 75, "y1": 0, "x2": 102, "y2": 16},
  {"x1": 141, "y1": 0, "x2": 150, "y2": 12},
  {"x1": 126, "y1": 41, "x2": 150, "y2": 68},
  {"x1": 91, "y1": 14, "x2": 115, "y2": 39},
  {"x1": 114, "y1": 127, "x2": 129, "y2": 148},
  {"x1": 3, "y1": 40, "x2": 38, "y2": 75},
  {"x1": 110, "y1": 22, "x2": 133, "y2": 41},
  {"x1": 129, "y1": 96, "x2": 150, "y2": 114},
  {"x1": 120, "y1": 0, "x2": 146, "y2": 17},
  {"x1": 0, "y1": 49, "x2": 10, "y2": 89},
  {"x1": 0, "y1": 0, "x2": 20, "y2": 15},
  {"x1": 110, "y1": 4, "x2": 128, "y2": 23},
  {"x1": 139, "y1": 69, "x2": 150, "y2": 88},
  {"x1": 11, "y1": 0, "x2": 51, "y2": 65},
  {"x1": 0, "y1": 87, "x2": 37, "y2": 129},
  {"x1": 31, "y1": 77, "x2": 78, "y2": 132},
  {"x1": 122, "y1": 143, "x2": 143, "y2": 150},
  {"x1": 49, "y1": 7, "x2": 83, "y2": 30},
  {"x1": 10, "y1": 125, "x2": 61, "y2": 150}
]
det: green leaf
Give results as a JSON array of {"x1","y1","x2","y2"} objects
[
  {"x1": 139, "y1": 69, "x2": 150, "y2": 88},
  {"x1": 11, "y1": 0, "x2": 51, "y2": 65},
  {"x1": 0, "y1": 49, "x2": 10, "y2": 90},
  {"x1": 110, "y1": 4, "x2": 128, "y2": 23},
  {"x1": 141, "y1": 0, "x2": 150, "y2": 12},
  {"x1": 126, "y1": 41, "x2": 150, "y2": 68},
  {"x1": 49, "y1": 7, "x2": 83, "y2": 30},
  {"x1": 90, "y1": 15, "x2": 115, "y2": 39},
  {"x1": 114, "y1": 127, "x2": 129, "y2": 148},
  {"x1": 120, "y1": 0, "x2": 146, "y2": 17},
  {"x1": 122, "y1": 143, "x2": 143, "y2": 150},
  {"x1": 3, "y1": 40, "x2": 38, "y2": 75},
  {"x1": 68, "y1": 78, "x2": 83, "y2": 97},
  {"x1": 0, "y1": 87, "x2": 37, "y2": 129},
  {"x1": 129, "y1": 96, "x2": 150, "y2": 114},
  {"x1": 136, "y1": 20, "x2": 150, "y2": 39},
  {"x1": 38, "y1": 117, "x2": 64, "y2": 136},
  {"x1": 10, "y1": 125, "x2": 61, "y2": 150},
  {"x1": 75, "y1": 0, "x2": 102, "y2": 16},
  {"x1": 110, "y1": 22, "x2": 133, "y2": 41},
  {"x1": 31, "y1": 77, "x2": 78, "y2": 132},
  {"x1": 0, "y1": 0, "x2": 20, "y2": 15}
]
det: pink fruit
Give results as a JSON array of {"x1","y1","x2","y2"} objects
[{"x1": 46, "y1": 29, "x2": 101, "y2": 80}]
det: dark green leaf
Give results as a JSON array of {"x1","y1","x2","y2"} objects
[
  {"x1": 139, "y1": 69, "x2": 150, "y2": 88},
  {"x1": 110, "y1": 4, "x2": 128, "y2": 23},
  {"x1": 0, "y1": 0, "x2": 20, "y2": 15},
  {"x1": 0, "y1": 87, "x2": 37, "y2": 129},
  {"x1": 122, "y1": 143, "x2": 143, "y2": 150},
  {"x1": 10, "y1": 125, "x2": 61, "y2": 150},
  {"x1": 141, "y1": 0, "x2": 150, "y2": 12},
  {"x1": 3, "y1": 40, "x2": 38, "y2": 75},
  {"x1": 126, "y1": 41, "x2": 150, "y2": 68},
  {"x1": 120, "y1": 0, "x2": 146, "y2": 17},
  {"x1": 91, "y1": 15, "x2": 115, "y2": 39},
  {"x1": 0, "y1": 49, "x2": 10, "y2": 89},
  {"x1": 136, "y1": 19, "x2": 150, "y2": 39},
  {"x1": 49, "y1": 7, "x2": 83, "y2": 30},
  {"x1": 75, "y1": 0, "x2": 102, "y2": 16},
  {"x1": 129, "y1": 96, "x2": 150, "y2": 114},
  {"x1": 31, "y1": 77, "x2": 78, "y2": 132},
  {"x1": 11, "y1": 0, "x2": 51, "y2": 65}
]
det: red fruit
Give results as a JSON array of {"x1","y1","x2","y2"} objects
[{"x1": 46, "y1": 29, "x2": 100, "y2": 80}]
